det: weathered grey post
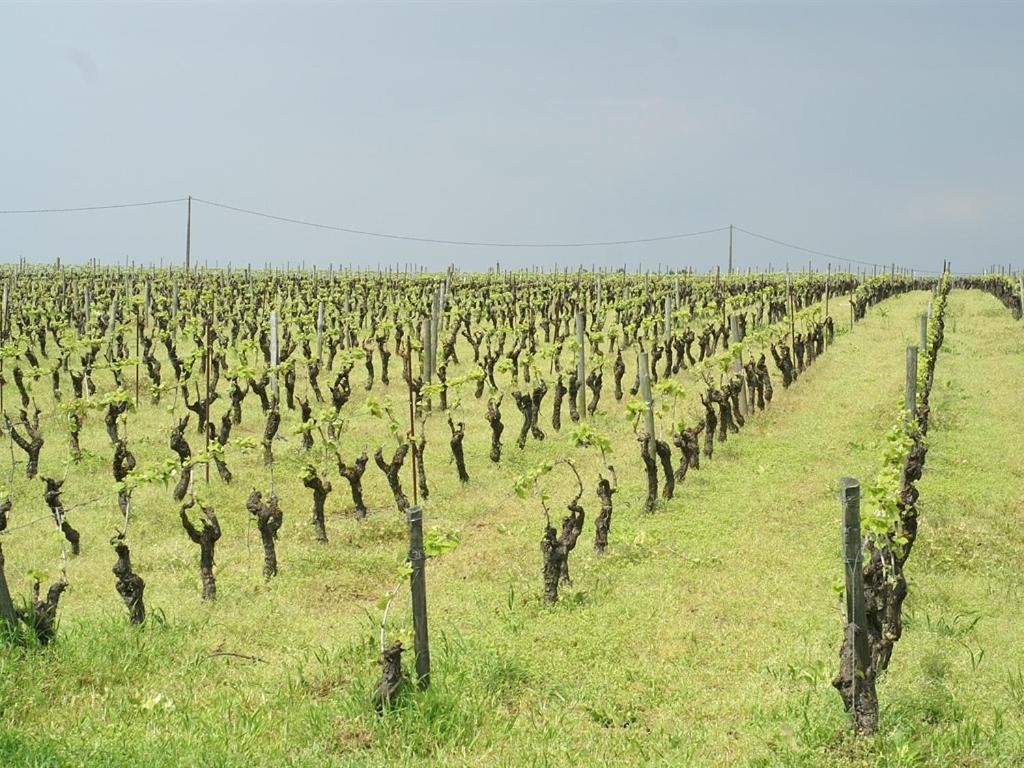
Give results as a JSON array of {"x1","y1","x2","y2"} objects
[
  {"x1": 316, "y1": 301, "x2": 324, "y2": 362},
  {"x1": 905, "y1": 346, "x2": 918, "y2": 416},
  {"x1": 204, "y1": 302, "x2": 214, "y2": 483},
  {"x1": 0, "y1": 548, "x2": 16, "y2": 628},
  {"x1": 0, "y1": 280, "x2": 14, "y2": 620},
  {"x1": 270, "y1": 310, "x2": 279, "y2": 398},
  {"x1": 0, "y1": 282, "x2": 6, "y2": 415},
  {"x1": 786, "y1": 272, "x2": 796, "y2": 352},
  {"x1": 638, "y1": 351, "x2": 655, "y2": 456},
  {"x1": 421, "y1": 316, "x2": 433, "y2": 385},
  {"x1": 730, "y1": 314, "x2": 749, "y2": 414},
  {"x1": 429, "y1": 288, "x2": 441, "y2": 379},
  {"x1": 407, "y1": 505, "x2": 431, "y2": 689},
  {"x1": 919, "y1": 314, "x2": 928, "y2": 353},
  {"x1": 824, "y1": 262, "x2": 831, "y2": 350},
  {"x1": 663, "y1": 295, "x2": 672, "y2": 343},
  {"x1": 839, "y1": 477, "x2": 877, "y2": 733},
  {"x1": 575, "y1": 311, "x2": 586, "y2": 418},
  {"x1": 106, "y1": 296, "x2": 119, "y2": 358},
  {"x1": 84, "y1": 285, "x2": 92, "y2": 333},
  {"x1": 171, "y1": 281, "x2": 179, "y2": 338}
]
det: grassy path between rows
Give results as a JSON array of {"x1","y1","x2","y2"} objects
[
  {"x1": 1, "y1": 289, "x2": 961, "y2": 767},
  {"x1": 735, "y1": 288, "x2": 1024, "y2": 767},
  {"x1": 835, "y1": 289, "x2": 1024, "y2": 768}
]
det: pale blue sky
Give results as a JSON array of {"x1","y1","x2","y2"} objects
[{"x1": 1, "y1": 2, "x2": 1020, "y2": 273}]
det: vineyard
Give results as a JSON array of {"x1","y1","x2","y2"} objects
[{"x1": 0, "y1": 265, "x2": 1021, "y2": 767}]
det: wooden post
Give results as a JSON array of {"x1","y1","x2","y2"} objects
[
  {"x1": 316, "y1": 301, "x2": 324, "y2": 362},
  {"x1": 840, "y1": 477, "x2": 877, "y2": 734},
  {"x1": 171, "y1": 281, "x2": 179, "y2": 339},
  {"x1": 429, "y1": 288, "x2": 441, "y2": 379},
  {"x1": 135, "y1": 303, "x2": 141, "y2": 407},
  {"x1": 0, "y1": 548, "x2": 16, "y2": 628},
  {"x1": 106, "y1": 296, "x2": 119, "y2": 358},
  {"x1": 0, "y1": 282, "x2": 6, "y2": 416},
  {"x1": 205, "y1": 302, "x2": 213, "y2": 484},
  {"x1": 407, "y1": 505, "x2": 431, "y2": 689},
  {"x1": 418, "y1": 316, "x2": 430, "y2": 386},
  {"x1": 730, "y1": 314, "x2": 748, "y2": 414},
  {"x1": 786, "y1": 272, "x2": 796, "y2": 352},
  {"x1": 270, "y1": 310, "x2": 279, "y2": 398},
  {"x1": 575, "y1": 311, "x2": 586, "y2": 418},
  {"x1": 638, "y1": 351, "x2": 655, "y2": 456},
  {"x1": 663, "y1": 295, "x2": 672, "y2": 343},
  {"x1": 905, "y1": 346, "x2": 918, "y2": 416},
  {"x1": 823, "y1": 262, "x2": 831, "y2": 325},
  {"x1": 84, "y1": 285, "x2": 91, "y2": 334},
  {"x1": 919, "y1": 314, "x2": 928, "y2": 353}
]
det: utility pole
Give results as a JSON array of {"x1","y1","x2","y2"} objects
[
  {"x1": 185, "y1": 195, "x2": 192, "y2": 272},
  {"x1": 728, "y1": 224, "x2": 734, "y2": 275}
]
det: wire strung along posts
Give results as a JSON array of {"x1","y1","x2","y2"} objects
[{"x1": 404, "y1": 341, "x2": 430, "y2": 690}]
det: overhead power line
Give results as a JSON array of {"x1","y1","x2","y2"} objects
[
  {"x1": 191, "y1": 197, "x2": 730, "y2": 248},
  {"x1": 0, "y1": 198, "x2": 187, "y2": 214},
  {"x1": 0, "y1": 193, "x2": 953, "y2": 273},
  {"x1": 734, "y1": 226, "x2": 944, "y2": 275}
]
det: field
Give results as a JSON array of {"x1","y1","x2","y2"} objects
[{"x1": 0, "y1": 268, "x2": 1021, "y2": 767}]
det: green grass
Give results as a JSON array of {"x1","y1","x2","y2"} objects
[{"x1": 1, "y1": 289, "x2": 1021, "y2": 766}]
